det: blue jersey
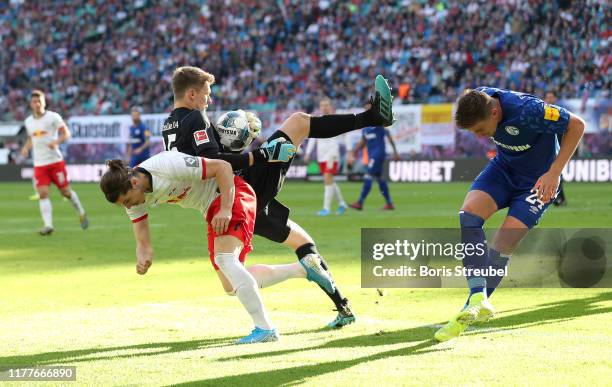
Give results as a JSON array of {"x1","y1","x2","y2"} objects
[
  {"x1": 130, "y1": 122, "x2": 150, "y2": 157},
  {"x1": 477, "y1": 87, "x2": 570, "y2": 178},
  {"x1": 362, "y1": 126, "x2": 387, "y2": 160}
]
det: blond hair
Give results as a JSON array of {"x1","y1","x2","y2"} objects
[{"x1": 172, "y1": 66, "x2": 215, "y2": 99}]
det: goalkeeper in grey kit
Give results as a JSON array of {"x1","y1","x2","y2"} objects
[{"x1": 162, "y1": 66, "x2": 395, "y2": 328}]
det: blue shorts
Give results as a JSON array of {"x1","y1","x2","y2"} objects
[
  {"x1": 366, "y1": 157, "x2": 385, "y2": 177},
  {"x1": 470, "y1": 160, "x2": 554, "y2": 229}
]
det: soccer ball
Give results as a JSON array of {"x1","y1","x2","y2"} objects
[{"x1": 215, "y1": 110, "x2": 260, "y2": 152}]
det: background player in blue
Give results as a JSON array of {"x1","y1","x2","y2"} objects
[
  {"x1": 435, "y1": 87, "x2": 586, "y2": 342},
  {"x1": 126, "y1": 106, "x2": 150, "y2": 167},
  {"x1": 348, "y1": 102, "x2": 400, "y2": 211}
]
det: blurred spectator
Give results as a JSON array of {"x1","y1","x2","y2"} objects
[
  {"x1": 0, "y1": 0, "x2": 608, "y2": 122},
  {"x1": 1, "y1": 0, "x2": 609, "y2": 161}
]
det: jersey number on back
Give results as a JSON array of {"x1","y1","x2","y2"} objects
[{"x1": 163, "y1": 131, "x2": 177, "y2": 151}]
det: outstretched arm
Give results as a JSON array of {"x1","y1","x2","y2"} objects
[
  {"x1": 200, "y1": 141, "x2": 296, "y2": 170},
  {"x1": 132, "y1": 217, "x2": 153, "y2": 275},
  {"x1": 199, "y1": 147, "x2": 253, "y2": 170},
  {"x1": 199, "y1": 113, "x2": 294, "y2": 169}
]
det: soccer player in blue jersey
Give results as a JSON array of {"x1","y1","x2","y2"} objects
[
  {"x1": 435, "y1": 87, "x2": 585, "y2": 342},
  {"x1": 348, "y1": 102, "x2": 400, "y2": 211},
  {"x1": 126, "y1": 107, "x2": 151, "y2": 167}
]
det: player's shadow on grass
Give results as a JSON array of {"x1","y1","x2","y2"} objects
[
  {"x1": 172, "y1": 338, "x2": 443, "y2": 387},
  {"x1": 222, "y1": 324, "x2": 435, "y2": 362},
  {"x1": 218, "y1": 291, "x2": 612, "y2": 364},
  {"x1": 0, "y1": 336, "x2": 239, "y2": 368},
  {"x1": 0, "y1": 329, "x2": 332, "y2": 368},
  {"x1": 169, "y1": 291, "x2": 612, "y2": 386},
  {"x1": 470, "y1": 290, "x2": 612, "y2": 333},
  {"x1": 1, "y1": 291, "x2": 609, "y2": 379}
]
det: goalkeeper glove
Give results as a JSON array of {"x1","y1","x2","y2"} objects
[{"x1": 252, "y1": 138, "x2": 296, "y2": 163}]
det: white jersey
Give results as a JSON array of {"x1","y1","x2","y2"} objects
[
  {"x1": 304, "y1": 137, "x2": 340, "y2": 163},
  {"x1": 24, "y1": 111, "x2": 67, "y2": 166},
  {"x1": 126, "y1": 151, "x2": 219, "y2": 222}
]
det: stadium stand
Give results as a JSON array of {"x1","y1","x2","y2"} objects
[{"x1": 0, "y1": 0, "x2": 609, "y2": 159}]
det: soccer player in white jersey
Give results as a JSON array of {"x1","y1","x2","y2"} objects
[
  {"x1": 20, "y1": 90, "x2": 88, "y2": 235},
  {"x1": 304, "y1": 98, "x2": 347, "y2": 216},
  {"x1": 100, "y1": 151, "x2": 311, "y2": 344}
]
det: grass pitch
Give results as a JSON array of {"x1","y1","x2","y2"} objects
[{"x1": 1, "y1": 181, "x2": 611, "y2": 386}]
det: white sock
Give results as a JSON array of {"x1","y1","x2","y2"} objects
[
  {"x1": 215, "y1": 253, "x2": 273, "y2": 330},
  {"x1": 68, "y1": 190, "x2": 85, "y2": 216},
  {"x1": 324, "y1": 184, "x2": 333, "y2": 211},
  {"x1": 248, "y1": 263, "x2": 306, "y2": 288},
  {"x1": 39, "y1": 198, "x2": 53, "y2": 228},
  {"x1": 332, "y1": 183, "x2": 346, "y2": 206}
]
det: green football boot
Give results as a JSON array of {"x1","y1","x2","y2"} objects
[
  {"x1": 374, "y1": 74, "x2": 395, "y2": 127},
  {"x1": 434, "y1": 292, "x2": 494, "y2": 342}
]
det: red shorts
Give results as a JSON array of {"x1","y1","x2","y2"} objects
[
  {"x1": 205, "y1": 176, "x2": 257, "y2": 270},
  {"x1": 319, "y1": 161, "x2": 339, "y2": 175},
  {"x1": 34, "y1": 160, "x2": 69, "y2": 188}
]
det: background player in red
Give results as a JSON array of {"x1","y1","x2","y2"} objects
[
  {"x1": 20, "y1": 90, "x2": 88, "y2": 235},
  {"x1": 304, "y1": 97, "x2": 347, "y2": 216}
]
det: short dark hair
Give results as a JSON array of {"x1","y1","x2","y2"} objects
[
  {"x1": 31, "y1": 89, "x2": 45, "y2": 99},
  {"x1": 100, "y1": 160, "x2": 132, "y2": 203},
  {"x1": 454, "y1": 89, "x2": 494, "y2": 129},
  {"x1": 172, "y1": 66, "x2": 215, "y2": 99}
]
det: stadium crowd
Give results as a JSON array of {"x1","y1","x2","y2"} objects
[
  {"x1": 0, "y1": 0, "x2": 610, "y2": 160},
  {"x1": 1, "y1": 0, "x2": 609, "y2": 120}
]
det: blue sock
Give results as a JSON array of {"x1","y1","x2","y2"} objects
[
  {"x1": 460, "y1": 211, "x2": 488, "y2": 304},
  {"x1": 358, "y1": 176, "x2": 373, "y2": 203},
  {"x1": 486, "y1": 248, "x2": 510, "y2": 297},
  {"x1": 377, "y1": 178, "x2": 392, "y2": 204}
]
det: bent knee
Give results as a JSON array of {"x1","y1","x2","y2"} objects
[
  {"x1": 459, "y1": 209, "x2": 485, "y2": 227},
  {"x1": 37, "y1": 189, "x2": 50, "y2": 199},
  {"x1": 460, "y1": 203, "x2": 493, "y2": 221},
  {"x1": 459, "y1": 204, "x2": 478, "y2": 214},
  {"x1": 289, "y1": 112, "x2": 310, "y2": 124},
  {"x1": 279, "y1": 112, "x2": 311, "y2": 147},
  {"x1": 218, "y1": 275, "x2": 235, "y2": 294}
]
